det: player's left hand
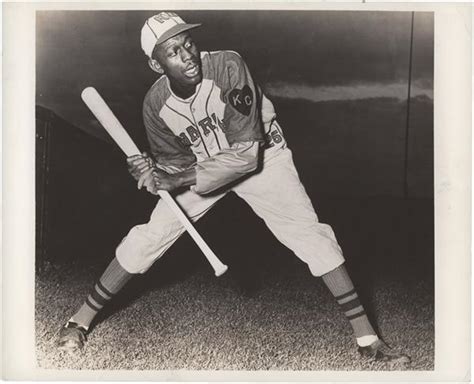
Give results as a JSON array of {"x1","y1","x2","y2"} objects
[{"x1": 127, "y1": 152, "x2": 155, "y2": 181}]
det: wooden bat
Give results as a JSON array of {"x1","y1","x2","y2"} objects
[{"x1": 81, "y1": 86, "x2": 228, "y2": 277}]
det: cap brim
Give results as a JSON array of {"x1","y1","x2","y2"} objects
[{"x1": 155, "y1": 23, "x2": 201, "y2": 45}]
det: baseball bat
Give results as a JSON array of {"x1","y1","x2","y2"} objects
[{"x1": 81, "y1": 86, "x2": 228, "y2": 277}]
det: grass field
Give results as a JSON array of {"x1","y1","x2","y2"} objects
[{"x1": 35, "y1": 198, "x2": 434, "y2": 371}]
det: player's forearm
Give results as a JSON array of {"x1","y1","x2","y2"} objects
[
  {"x1": 171, "y1": 167, "x2": 197, "y2": 189},
  {"x1": 192, "y1": 141, "x2": 260, "y2": 195}
]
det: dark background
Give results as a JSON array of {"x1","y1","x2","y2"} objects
[{"x1": 36, "y1": 10, "x2": 433, "y2": 277}]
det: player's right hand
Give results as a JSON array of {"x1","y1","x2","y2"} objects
[{"x1": 127, "y1": 152, "x2": 155, "y2": 181}]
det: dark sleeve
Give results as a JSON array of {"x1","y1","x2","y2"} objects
[
  {"x1": 143, "y1": 97, "x2": 196, "y2": 173},
  {"x1": 220, "y1": 52, "x2": 265, "y2": 145}
]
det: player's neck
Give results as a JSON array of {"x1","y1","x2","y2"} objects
[{"x1": 169, "y1": 81, "x2": 198, "y2": 100}]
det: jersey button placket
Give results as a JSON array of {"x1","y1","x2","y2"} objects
[{"x1": 189, "y1": 103, "x2": 210, "y2": 158}]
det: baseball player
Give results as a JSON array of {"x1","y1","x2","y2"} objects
[{"x1": 58, "y1": 12, "x2": 410, "y2": 366}]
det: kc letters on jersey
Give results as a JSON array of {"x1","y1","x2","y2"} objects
[{"x1": 228, "y1": 85, "x2": 253, "y2": 116}]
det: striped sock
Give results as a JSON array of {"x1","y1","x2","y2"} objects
[
  {"x1": 70, "y1": 257, "x2": 134, "y2": 330},
  {"x1": 322, "y1": 264, "x2": 377, "y2": 344}
]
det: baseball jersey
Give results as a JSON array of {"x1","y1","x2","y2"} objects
[{"x1": 143, "y1": 50, "x2": 286, "y2": 193}]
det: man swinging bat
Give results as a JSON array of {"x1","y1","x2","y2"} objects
[{"x1": 58, "y1": 11, "x2": 410, "y2": 366}]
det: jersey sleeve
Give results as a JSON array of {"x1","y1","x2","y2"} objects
[
  {"x1": 190, "y1": 52, "x2": 266, "y2": 194},
  {"x1": 220, "y1": 52, "x2": 265, "y2": 145},
  {"x1": 192, "y1": 141, "x2": 260, "y2": 195},
  {"x1": 143, "y1": 96, "x2": 197, "y2": 174}
]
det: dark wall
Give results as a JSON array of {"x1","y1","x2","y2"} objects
[
  {"x1": 36, "y1": 106, "x2": 157, "y2": 265},
  {"x1": 36, "y1": 10, "x2": 433, "y2": 199}
]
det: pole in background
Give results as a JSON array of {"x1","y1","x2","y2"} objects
[{"x1": 403, "y1": 11, "x2": 415, "y2": 198}]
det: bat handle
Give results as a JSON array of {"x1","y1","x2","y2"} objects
[{"x1": 157, "y1": 191, "x2": 228, "y2": 276}]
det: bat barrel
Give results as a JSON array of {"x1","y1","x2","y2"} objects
[{"x1": 81, "y1": 86, "x2": 141, "y2": 157}]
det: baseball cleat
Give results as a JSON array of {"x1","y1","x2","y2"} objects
[
  {"x1": 358, "y1": 339, "x2": 411, "y2": 365},
  {"x1": 57, "y1": 321, "x2": 88, "y2": 353}
]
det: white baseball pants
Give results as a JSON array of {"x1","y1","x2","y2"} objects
[{"x1": 116, "y1": 148, "x2": 345, "y2": 276}]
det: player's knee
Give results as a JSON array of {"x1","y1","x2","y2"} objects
[{"x1": 115, "y1": 225, "x2": 170, "y2": 274}]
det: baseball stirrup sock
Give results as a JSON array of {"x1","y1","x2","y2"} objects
[
  {"x1": 70, "y1": 257, "x2": 134, "y2": 330},
  {"x1": 322, "y1": 264, "x2": 377, "y2": 345}
]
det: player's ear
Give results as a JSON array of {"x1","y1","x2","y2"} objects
[{"x1": 148, "y1": 58, "x2": 164, "y2": 74}]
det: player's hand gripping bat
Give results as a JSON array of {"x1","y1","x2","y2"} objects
[{"x1": 81, "y1": 87, "x2": 228, "y2": 277}]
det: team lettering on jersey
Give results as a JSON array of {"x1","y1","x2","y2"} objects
[
  {"x1": 177, "y1": 113, "x2": 225, "y2": 147},
  {"x1": 160, "y1": 78, "x2": 228, "y2": 160}
]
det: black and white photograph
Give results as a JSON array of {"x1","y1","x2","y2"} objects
[{"x1": 2, "y1": 2, "x2": 471, "y2": 381}]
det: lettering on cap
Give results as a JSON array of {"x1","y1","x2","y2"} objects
[{"x1": 153, "y1": 12, "x2": 179, "y2": 24}]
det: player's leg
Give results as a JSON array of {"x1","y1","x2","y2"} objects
[
  {"x1": 57, "y1": 256, "x2": 133, "y2": 352},
  {"x1": 58, "y1": 189, "x2": 225, "y2": 352},
  {"x1": 320, "y1": 264, "x2": 409, "y2": 363},
  {"x1": 234, "y1": 149, "x2": 410, "y2": 364}
]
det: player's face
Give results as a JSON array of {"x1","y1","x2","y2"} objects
[{"x1": 154, "y1": 32, "x2": 202, "y2": 97}]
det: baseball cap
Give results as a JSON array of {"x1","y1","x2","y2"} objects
[{"x1": 141, "y1": 12, "x2": 201, "y2": 58}]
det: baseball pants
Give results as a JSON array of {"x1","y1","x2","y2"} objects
[{"x1": 116, "y1": 148, "x2": 345, "y2": 276}]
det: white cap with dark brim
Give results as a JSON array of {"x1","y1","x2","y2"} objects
[{"x1": 141, "y1": 12, "x2": 201, "y2": 58}]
